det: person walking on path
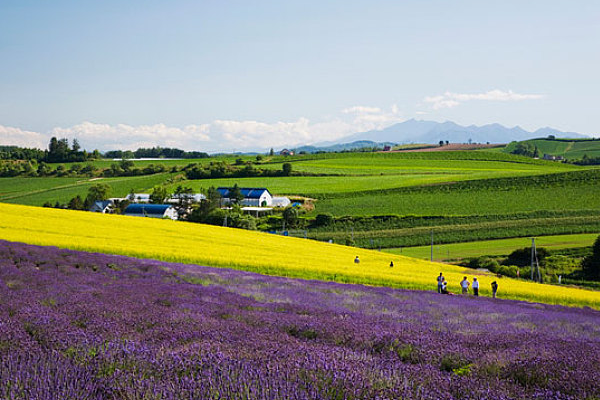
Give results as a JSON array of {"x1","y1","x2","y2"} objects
[
  {"x1": 460, "y1": 277, "x2": 470, "y2": 294},
  {"x1": 354, "y1": 256, "x2": 360, "y2": 264},
  {"x1": 472, "y1": 277, "x2": 479, "y2": 296},
  {"x1": 437, "y1": 273, "x2": 444, "y2": 293},
  {"x1": 491, "y1": 281, "x2": 498, "y2": 298}
]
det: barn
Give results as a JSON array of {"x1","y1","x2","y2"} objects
[{"x1": 216, "y1": 187, "x2": 273, "y2": 207}]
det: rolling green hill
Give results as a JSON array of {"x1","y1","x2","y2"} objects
[
  {"x1": 503, "y1": 138, "x2": 600, "y2": 160},
  {"x1": 1, "y1": 150, "x2": 599, "y2": 251}
]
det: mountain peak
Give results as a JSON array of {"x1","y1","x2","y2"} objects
[{"x1": 338, "y1": 120, "x2": 587, "y2": 144}]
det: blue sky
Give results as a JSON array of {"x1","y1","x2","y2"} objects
[{"x1": 1, "y1": 0, "x2": 599, "y2": 151}]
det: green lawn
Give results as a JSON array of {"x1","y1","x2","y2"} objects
[{"x1": 383, "y1": 233, "x2": 599, "y2": 261}]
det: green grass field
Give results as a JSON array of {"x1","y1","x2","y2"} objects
[
  {"x1": 384, "y1": 233, "x2": 599, "y2": 261},
  {"x1": 503, "y1": 138, "x2": 600, "y2": 159},
  {"x1": 0, "y1": 173, "x2": 175, "y2": 206},
  {"x1": 1, "y1": 150, "x2": 599, "y2": 252}
]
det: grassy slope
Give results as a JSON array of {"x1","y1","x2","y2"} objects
[
  {"x1": 0, "y1": 203, "x2": 598, "y2": 308},
  {"x1": 0, "y1": 151, "x2": 581, "y2": 209},
  {"x1": 503, "y1": 138, "x2": 600, "y2": 159},
  {"x1": 384, "y1": 233, "x2": 599, "y2": 260},
  {"x1": 0, "y1": 173, "x2": 175, "y2": 206}
]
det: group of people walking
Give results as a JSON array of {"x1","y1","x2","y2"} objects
[{"x1": 437, "y1": 273, "x2": 498, "y2": 298}]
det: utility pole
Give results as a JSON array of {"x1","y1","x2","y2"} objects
[
  {"x1": 531, "y1": 238, "x2": 535, "y2": 281},
  {"x1": 430, "y1": 230, "x2": 434, "y2": 262}
]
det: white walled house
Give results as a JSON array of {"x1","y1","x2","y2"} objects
[
  {"x1": 89, "y1": 200, "x2": 114, "y2": 213},
  {"x1": 216, "y1": 187, "x2": 273, "y2": 207},
  {"x1": 123, "y1": 204, "x2": 178, "y2": 220}
]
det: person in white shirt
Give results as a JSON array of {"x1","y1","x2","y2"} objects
[
  {"x1": 472, "y1": 277, "x2": 479, "y2": 296},
  {"x1": 460, "y1": 277, "x2": 470, "y2": 294}
]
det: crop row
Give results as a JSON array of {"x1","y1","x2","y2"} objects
[{"x1": 307, "y1": 215, "x2": 600, "y2": 248}]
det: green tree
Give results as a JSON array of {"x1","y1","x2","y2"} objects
[
  {"x1": 581, "y1": 235, "x2": 600, "y2": 280},
  {"x1": 503, "y1": 247, "x2": 550, "y2": 267},
  {"x1": 68, "y1": 195, "x2": 85, "y2": 210},
  {"x1": 86, "y1": 183, "x2": 112, "y2": 203},
  {"x1": 149, "y1": 185, "x2": 168, "y2": 204},
  {"x1": 315, "y1": 213, "x2": 334, "y2": 227},
  {"x1": 282, "y1": 162, "x2": 292, "y2": 176},
  {"x1": 269, "y1": 148, "x2": 274, "y2": 156},
  {"x1": 283, "y1": 207, "x2": 299, "y2": 228},
  {"x1": 229, "y1": 184, "x2": 244, "y2": 204}
]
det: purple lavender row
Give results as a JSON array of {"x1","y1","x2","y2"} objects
[{"x1": 1, "y1": 240, "x2": 599, "y2": 399}]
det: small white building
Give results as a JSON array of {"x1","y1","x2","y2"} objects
[
  {"x1": 89, "y1": 200, "x2": 114, "y2": 213},
  {"x1": 217, "y1": 187, "x2": 273, "y2": 207},
  {"x1": 128, "y1": 193, "x2": 151, "y2": 203},
  {"x1": 271, "y1": 196, "x2": 291, "y2": 208},
  {"x1": 124, "y1": 204, "x2": 178, "y2": 220},
  {"x1": 167, "y1": 193, "x2": 206, "y2": 204}
]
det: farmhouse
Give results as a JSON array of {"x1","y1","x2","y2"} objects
[
  {"x1": 279, "y1": 149, "x2": 295, "y2": 156},
  {"x1": 543, "y1": 154, "x2": 564, "y2": 161},
  {"x1": 124, "y1": 204, "x2": 178, "y2": 220},
  {"x1": 217, "y1": 187, "x2": 273, "y2": 207},
  {"x1": 89, "y1": 200, "x2": 113, "y2": 214}
]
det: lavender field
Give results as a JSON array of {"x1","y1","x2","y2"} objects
[{"x1": 1, "y1": 240, "x2": 600, "y2": 400}]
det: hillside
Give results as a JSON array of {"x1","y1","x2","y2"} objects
[
  {"x1": 1, "y1": 203, "x2": 599, "y2": 308},
  {"x1": 2, "y1": 240, "x2": 600, "y2": 399},
  {"x1": 503, "y1": 138, "x2": 600, "y2": 160},
  {"x1": 1, "y1": 151, "x2": 599, "y2": 251}
]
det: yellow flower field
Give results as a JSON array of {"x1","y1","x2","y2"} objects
[{"x1": 0, "y1": 203, "x2": 599, "y2": 308}]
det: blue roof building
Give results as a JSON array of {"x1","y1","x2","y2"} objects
[
  {"x1": 124, "y1": 204, "x2": 178, "y2": 220},
  {"x1": 216, "y1": 187, "x2": 273, "y2": 207}
]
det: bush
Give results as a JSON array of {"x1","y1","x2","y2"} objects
[
  {"x1": 504, "y1": 247, "x2": 550, "y2": 267},
  {"x1": 315, "y1": 213, "x2": 334, "y2": 227}
]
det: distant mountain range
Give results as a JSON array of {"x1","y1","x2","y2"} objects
[
  {"x1": 337, "y1": 119, "x2": 589, "y2": 145},
  {"x1": 293, "y1": 140, "x2": 396, "y2": 153}
]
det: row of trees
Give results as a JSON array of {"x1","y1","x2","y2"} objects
[
  {"x1": 0, "y1": 138, "x2": 100, "y2": 163},
  {"x1": 184, "y1": 161, "x2": 293, "y2": 180},
  {"x1": 104, "y1": 147, "x2": 209, "y2": 160}
]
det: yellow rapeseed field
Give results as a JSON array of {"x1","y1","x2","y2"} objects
[{"x1": 0, "y1": 203, "x2": 599, "y2": 308}]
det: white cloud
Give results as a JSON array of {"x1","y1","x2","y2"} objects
[
  {"x1": 424, "y1": 90, "x2": 544, "y2": 110},
  {"x1": 342, "y1": 106, "x2": 382, "y2": 114},
  {"x1": 0, "y1": 125, "x2": 47, "y2": 149},
  {"x1": 0, "y1": 105, "x2": 405, "y2": 152}
]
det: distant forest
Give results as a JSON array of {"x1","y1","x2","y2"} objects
[
  {"x1": 0, "y1": 138, "x2": 209, "y2": 163},
  {"x1": 104, "y1": 148, "x2": 209, "y2": 159}
]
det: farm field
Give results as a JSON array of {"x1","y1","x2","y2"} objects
[
  {"x1": 0, "y1": 173, "x2": 175, "y2": 206},
  {"x1": 0, "y1": 203, "x2": 599, "y2": 308},
  {"x1": 2, "y1": 241, "x2": 600, "y2": 399},
  {"x1": 384, "y1": 233, "x2": 599, "y2": 261},
  {"x1": 503, "y1": 138, "x2": 600, "y2": 159},
  {"x1": 1, "y1": 151, "x2": 600, "y2": 252}
]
